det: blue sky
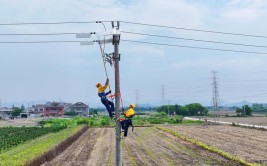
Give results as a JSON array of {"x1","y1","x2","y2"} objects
[{"x1": 0, "y1": 0, "x2": 267, "y2": 107}]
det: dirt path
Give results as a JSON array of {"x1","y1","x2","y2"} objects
[{"x1": 166, "y1": 125, "x2": 267, "y2": 165}]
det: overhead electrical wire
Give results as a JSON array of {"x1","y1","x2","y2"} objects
[
  {"x1": 121, "y1": 39, "x2": 267, "y2": 55},
  {"x1": 0, "y1": 21, "x2": 110, "y2": 26},
  {"x1": 0, "y1": 20, "x2": 266, "y2": 39},
  {"x1": 0, "y1": 41, "x2": 86, "y2": 44},
  {"x1": 0, "y1": 32, "x2": 96, "y2": 36},
  {"x1": 121, "y1": 31, "x2": 267, "y2": 48},
  {"x1": 120, "y1": 21, "x2": 267, "y2": 39},
  {"x1": 3, "y1": 31, "x2": 266, "y2": 49},
  {"x1": 220, "y1": 78, "x2": 267, "y2": 82}
]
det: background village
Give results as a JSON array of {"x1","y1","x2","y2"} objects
[{"x1": 0, "y1": 102, "x2": 90, "y2": 119}]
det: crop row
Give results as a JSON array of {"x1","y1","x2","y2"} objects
[
  {"x1": 155, "y1": 126, "x2": 259, "y2": 166},
  {"x1": 0, "y1": 126, "x2": 65, "y2": 152}
]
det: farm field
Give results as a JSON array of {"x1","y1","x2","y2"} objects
[
  {"x1": 166, "y1": 124, "x2": 267, "y2": 165},
  {"x1": 0, "y1": 126, "x2": 82, "y2": 165},
  {"x1": 43, "y1": 127, "x2": 240, "y2": 166},
  {"x1": 0, "y1": 119, "x2": 38, "y2": 127},
  {"x1": 206, "y1": 117, "x2": 267, "y2": 126},
  {"x1": 0, "y1": 126, "x2": 64, "y2": 152}
]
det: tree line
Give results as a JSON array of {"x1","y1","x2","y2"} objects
[{"x1": 156, "y1": 103, "x2": 208, "y2": 116}]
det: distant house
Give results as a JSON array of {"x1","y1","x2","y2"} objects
[
  {"x1": 44, "y1": 102, "x2": 64, "y2": 117},
  {"x1": 24, "y1": 104, "x2": 45, "y2": 118},
  {"x1": 34, "y1": 104, "x2": 46, "y2": 112},
  {"x1": 68, "y1": 102, "x2": 89, "y2": 116},
  {"x1": 0, "y1": 107, "x2": 12, "y2": 119}
]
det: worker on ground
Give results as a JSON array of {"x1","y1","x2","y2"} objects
[
  {"x1": 117, "y1": 104, "x2": 135, "y2": 137},
  {"x1": 96, "y1": 78, "x2": 115, "y2": 118}
]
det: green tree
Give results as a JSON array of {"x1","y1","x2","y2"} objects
[
  {"x1": 12, "y1": 107, "x2": 23, "y2": 117},
  {"x1": 236, "y1": 105, "x2": 252, "y2": 116},
  {"x1": 185, "y1": 103, "x2": 206, "y2": 116},
  {"x1": 244, "y1": 105, "x2": 252, "y2": 116},
  {"x1": 89, "y1": 108, "x2": 98, "y2": 115},
  {"x1": 21, "y1": 104, "x2": 25, "y2": 111}
]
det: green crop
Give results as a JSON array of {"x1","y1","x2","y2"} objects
[{"x1": 0, "y1": 126, "x2": 65, "y2": 153}]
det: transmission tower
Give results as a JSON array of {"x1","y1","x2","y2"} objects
[
  {"x1": 211, "y1": 71, "x2": 221, "y2": 121},
  {"x1": 161, "y1": 85, "x2": 165, "y2": 106}
]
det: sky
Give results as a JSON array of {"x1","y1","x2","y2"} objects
[{"x1": 0, "y1": 0, "x2": 267, "y2": 107}]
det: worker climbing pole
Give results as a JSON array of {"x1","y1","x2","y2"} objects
[
  {"x1": 95, "y1": 21, "x2": 122, "y2": 166},
  {"x1": 81, "y1": 21, "x2": 122, "y2": 166},
  {"x1": 112, "y1": 21, "x2": 122, "y2": 166}
]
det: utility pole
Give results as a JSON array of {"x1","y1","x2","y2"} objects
[
  {"x1": 168, "y1": 100, "x2": 170, "y2": 116},
  {"x1": 243, "y1": 100, "x2": 246, "y2": 116},
  {"x1": 136, "y1": 90, "x2": 139, "y2": 108},
  {"x1": 112, "y1": 21, "x2": 122, "y2": 166},
  {"x1": 161, "y1": 85, "x2": 165, "y2": 106}
]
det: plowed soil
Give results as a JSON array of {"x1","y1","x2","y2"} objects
[
  {"x1": 43, "y1": 127, "x2": 241, "y2": 166},
  {"x1": 167, "y1": 124, "x2": 267, "y2": 165}
]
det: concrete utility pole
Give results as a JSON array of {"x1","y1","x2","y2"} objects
[{"x1": 112, "y1": 21, "x2": 122, "y2": 166}]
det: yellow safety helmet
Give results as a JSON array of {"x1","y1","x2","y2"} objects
[
  {"x1": 129, "y1": 104, "x2": 136, "y2": 109},
  {"x1": 96, "y1": 83, "x2": 101, "y2": 88}
]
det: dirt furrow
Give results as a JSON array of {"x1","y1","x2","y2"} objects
[
  {"x1": 172, "y1": 126, "x2": 267, "y2": 160},
  {"x1": 43, "y1": 128, "x2": 99, "y2": 166},
  {"x1": 86, "y1": 128, "x2": 115, "y2": 166},
  {"x1": 167, "y1": 125, "x2": 267, "y2": 163}
]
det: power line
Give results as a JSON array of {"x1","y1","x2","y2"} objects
[
  {"x1": 0, "y1": 32, "x2": 96, "y2": 36},
  {"x1": 121, "y1": 39, "x2": 267, "y2": 55},
  {"x1": 120, "y1": 21, "x2": 267, "y2": 39},
  {"x1": 121, "y1": 31, "x2": 267, "y2": 48},
  {"x1": 220, "y1": 70, "x2": 267, "y2": 76},
  {"x1": 0, "y1": 41, "x2": 86, "y2": 44},
  {"x1": 220, "y1": 78, "x2": 267, "y2": 82},
  {"x1": 1, "y1": 20, "x2": 266, "y2": 39},
  {"x1": 0, "y1": 21, "x2": 109, "y2": 26}
]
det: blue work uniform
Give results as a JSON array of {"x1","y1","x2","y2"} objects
[{"x1": 98, "y1": 85, "x2": 114, "y2": 118}]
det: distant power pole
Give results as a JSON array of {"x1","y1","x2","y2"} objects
[
  {"x1": 211, "y1": 71, "x2": 221, "y2": 121},
  {"x1": 136, "y1": 90, "x2": 139, "y2": 107},
  {"x1": 167, "y1": 100, "x2": 170, "y2": 116},
  {"x1": 161, "y1": 85, "x2": 165, "y2": 106},
  {"x1": 243, "y1": 100, "x2": 246, "y2": 116}
]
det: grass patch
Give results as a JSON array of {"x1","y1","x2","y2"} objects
[
  {"x1": 0, "y1": 125, "x2": 82, "y2": 166},
  {"x1": 156, "y1": 126, "x2": 260, "y2": 166},
  {"x1": 180, "y1": 120, "x2": 204, "y2": 125}
]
